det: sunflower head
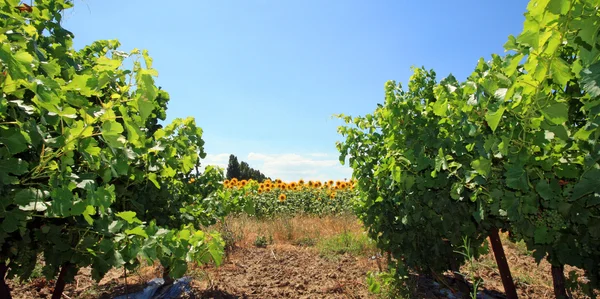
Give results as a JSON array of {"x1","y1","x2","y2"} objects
[
  {"x1": 298, "y1": 179, "x2": 305, "y2": 185},
  {"x1": 327, "y1": 180, "x2": 334, "y2": 186},
  {"x1": 278, "y1": 193, "x2": 287, "y2": 202}
]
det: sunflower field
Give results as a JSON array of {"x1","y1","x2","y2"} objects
[{"x1": 223, "y1": 178, "x2": 357, "y2": 217}]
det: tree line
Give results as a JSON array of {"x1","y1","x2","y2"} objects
[{"x1": 226, "y1": 154, "x2": 269, "y2": 182}]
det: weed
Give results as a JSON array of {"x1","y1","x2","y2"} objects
[
  {"x1": 317, "y1": 231, "x2": 375, "y2": 260},
  {"x1": 293, "y1": 236, "x2": 317, "y2": 247},
  {"x1": 454, "y1": 236, "x2": 484, "y2": 299},
  {"x1": 253, "y1": 234, "x2": 271, "y2": 248}
]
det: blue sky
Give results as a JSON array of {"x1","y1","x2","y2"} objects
[{"x1": 63, "y1": 0, "x2": 527, "y2": 181}]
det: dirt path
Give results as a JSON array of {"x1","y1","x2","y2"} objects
[{"x1": 194, "y1": 244, "x2": 377, "y2": 298}]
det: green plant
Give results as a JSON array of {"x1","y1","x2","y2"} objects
[
  {"x1": 0, "y1": 1, "x2": 224, "y2": 298},
  {"x1": 216, "y1": 220, "x2": 243, "y2": 254},
  {"x1": 366, "y1": 267, "x2": 409, "y2": 299},
  {"x1": 337, "y1": 0, "x2": 600, "y2": 298},
  {"x1": 293, "y1": 236, "x2": 317, "y2": 247},
  {"x1": 455, "y1": 237, "x2": 484, "y2": 299},
  {"x1": 253, "y1": 234, "x2": 270, "y2": 248},
  {"x1": 317, "y1": 232, "x2": 375, "y2": 260}
]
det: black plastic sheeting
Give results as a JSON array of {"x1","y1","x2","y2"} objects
[{"x1": 113, "y1": 277, "x2": 192, "y2": 299}]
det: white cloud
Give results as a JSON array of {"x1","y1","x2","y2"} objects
[{"x1": 246, "y1": 152, "x2": 352, "y2": 182}]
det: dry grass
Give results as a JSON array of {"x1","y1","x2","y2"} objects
[{"x1": 214, "y1": 213, "x2": 366, "y2": 249}]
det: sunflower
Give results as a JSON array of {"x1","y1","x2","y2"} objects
[
  {"x1": 280, "y1": 184, "x2": 288, "y2": 190},
  {"x1": 275, "y1": 179, "x2": 282, "y2": 184},
  {"x1": 340, "y1": 182, "x2": 347, "y2": 189},
  {"x1": 266, "y1": 187, "x2": 272, "y2": 192},
  {"x1": 327, "y1": 180, "x2": 334, "y2": 186},
  {"x1": 329, "y1": 192, "x2": 336, "y2": 199},
  {"x1": 307, "y1": 180, "x2": 314, "y2": 187},
  {"x1": 298, "y1": 179, "x2": 305, "y2": 185},
  {"x1": 224, "y1": 179, "x2": 230, "y2": 185},
  {"x1": 258, "y1": 187, "x2": 264, "y2": 194},
  {"x1": 290, "y1": 182, "x2": 297, "y2": 189},
  {"x1": 278, "y1": 193, "x2": 287, "y2": 202}
]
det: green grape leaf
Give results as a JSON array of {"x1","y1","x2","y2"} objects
[
  {"x1": 581, "y1": 61, "x2": 600, "y2": 97},
  {"x1": 208, "y1": 232, "x2": 224, "y2": 266},
  {"x1": 535, "y1": 181, "x2": 554, "y2": 201},
  {"x1": 471, "y1": 157, "x2": 491, "y2": 177},
  {"x1": 0, "y1": 45, "x2": 32, "y2": 80},
  {"x1": 65, "y1": 74, "x2": 99, "y2": 97},
  {"x1": 541, "y1": 102, "x2": 568, "y2": 125},
  {"x1": 116, "y1": 211, "x2": 142, "y2": 224},
  {"x1": 432, "y1": 98, "x2": 448, "y2": 116},
  {"x1": 0, "y1": 158, "x2": 29, "y2": 176},
  {"x1": 505, "y1": 165, "x2": 529, "y2": 191},
  {"x1": 125, "y1": 226, "x2": 148, "y2": 238},
  {"x1": 0, "y1": 128, "x2": 29, "y2": 154},
  {"x1": 169, "y1": 259, "x2": 188, "y2": 278},
  {"x1": 14, "y1": 188, "x2": 46, "y2": 206},
  {"x1": 147, "y1": 173, "x2": 160, "y2": 189},
  {"x1": 485, "y1": 106, "x2": 506, "y2": 132},
  {"x1": 137, "y1": 97, "x2": 154, "y2": 122},
  {"x1": 550, "y1": 58, "x2": 571, "y2": 86},
  {"x1": 534, "y1": 227, "x2": 552, "y2": 244},
  {"x1": 82, "y1": 205, "x2": 96, "y2": 225},
  {"x1": 48, "y1": 187, "x2": 74, "y2": 216},
  {"x1": 1, "y1": 211, "x2": 20, "y2": 233},
  {"x1": 40, "y1": 60, "x2": 61, "y2": 77},
  {"x1": 571, "y1": 169, "x2": 600, "y2": 201},
  {"x1": 95, "y1": 56, "x2": 121, "y2": 71}
]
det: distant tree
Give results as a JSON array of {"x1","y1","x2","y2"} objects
[
  {"x1": 226, "y1": 154, "x2": 241, "y2": 180},
  {"x1": 226, "y1": 154, "x2": 269, "y2": 181},
  {"x1": 239, "y1": 161, "x2": 250, "y2": 180}
]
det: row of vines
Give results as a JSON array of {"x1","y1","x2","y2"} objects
[
  {"x1": 0, "y1": 1, "x2": 248, "y2": 298},
  {"x1": 337, "y1": 0, "x2": 600, "y2": 298}
]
